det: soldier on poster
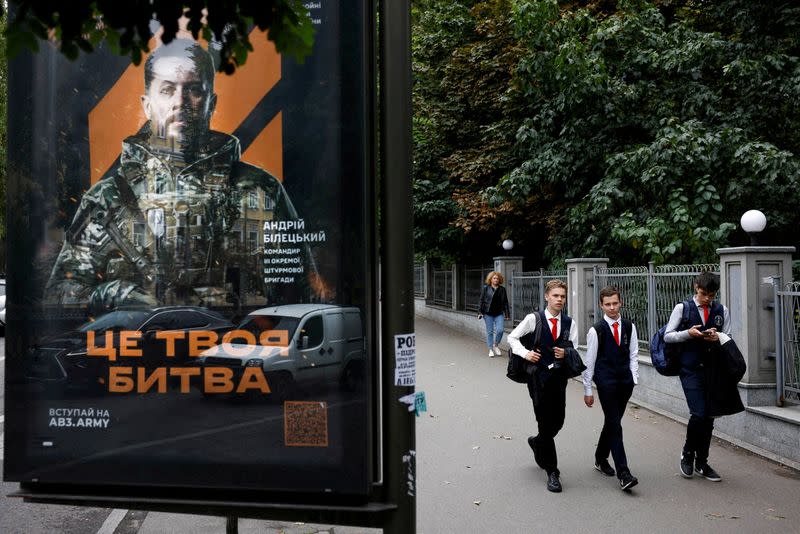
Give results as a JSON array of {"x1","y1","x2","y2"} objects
[{"x1": 44, "y1": 38, "x2": 328, "y2": 315}]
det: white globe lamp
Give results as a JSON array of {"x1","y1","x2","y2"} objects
[{"x1": 740, "y1": 210, "x2": 767, "y2": 245}]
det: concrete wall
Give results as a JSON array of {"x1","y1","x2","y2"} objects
[{"x1": 414, "y1": 298, "x2": 512, "y2": 352}]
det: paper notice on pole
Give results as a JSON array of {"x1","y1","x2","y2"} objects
[{"x1": 394, "y1": 333, "x2": 416, "y2": 386}]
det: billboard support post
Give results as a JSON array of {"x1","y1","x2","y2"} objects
[{"x1": 379, "y1": 0, "x2": 416, "y2": 533}]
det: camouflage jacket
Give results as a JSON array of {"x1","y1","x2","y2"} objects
[{"x1": 45, "y1": 130, "x2": 318, "y2": 313}]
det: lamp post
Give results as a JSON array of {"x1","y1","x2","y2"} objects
[
  {"x1": 502, "y1": 239, "x2": 514, "y2": 256},
  {"x1": 740, "y1": 210, "x2": 767, "y2": 246}
]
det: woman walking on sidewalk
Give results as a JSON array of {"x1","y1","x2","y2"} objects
[{"x1": 478, "y1": 271, "x2": 510, "y2": 357}]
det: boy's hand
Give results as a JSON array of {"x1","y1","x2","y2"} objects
[
  {"x1": 702, "y1": 328, "x2": 719, "y2": 342},
  {"x1": 584, "y1": 395, "x2": 594, "y2": 407},
  {"x1": 688, "y1": 325, "x2": 706, "y2": 338},
  {"x1": 553, "y1": 347, "x2": 565, "y2": 359},
  {"x1": 525, "y1": 350, "x2": 541, "y2": 363}
]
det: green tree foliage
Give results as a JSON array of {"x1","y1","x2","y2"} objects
[
  {"x1": 491, "y1": 0, "x2": 800, "y2": 265},
  {"x1": 2, "y1": 0, "x2": 314, "y2": 73},
  {"x1": 412, "y1": 0, "x2": 530, "y2": 264}
]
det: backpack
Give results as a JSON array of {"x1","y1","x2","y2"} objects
[
  {"x1": 649, "y1": 300, "x2": 691, "y2": 376},
  {"x1": 506, "y1": 311, "x2": 544, "y2": 383}
]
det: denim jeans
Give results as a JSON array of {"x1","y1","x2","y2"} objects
[{"x1": 483, "y1": 314, "x2": 505, "y2": 348}]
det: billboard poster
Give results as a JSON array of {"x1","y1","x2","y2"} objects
[{"x1": 4, "y1": 1, "x2": 373, "y2": 498}]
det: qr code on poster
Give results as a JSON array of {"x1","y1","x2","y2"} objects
[{"x1": 284, "y1": 401, "x2": 329, "y2": 447}]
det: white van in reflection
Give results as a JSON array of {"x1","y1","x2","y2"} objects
[{"x1": 197, "y1": 304, "x2": 366, "y2": 399}]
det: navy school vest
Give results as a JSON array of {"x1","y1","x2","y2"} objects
[
  {"x1": 593, "y1": 319, "x2": 634, "y2": 387},
  {"x1": 680, "y1": 300, "x2": 724, "y2": 372},
  {"x1": 537, "y1": 312, "x2": 573, "y2": 382}
]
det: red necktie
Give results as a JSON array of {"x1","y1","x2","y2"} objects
[
  {"x1": 549, "y1": 318, "x2": 558, "y2": 341},
  {"x1": 702, "y1": 305, "x2": 709, "y2": 324},
  {"x1": 613, "y1": 322, "x2": 620, "y2": 345}
]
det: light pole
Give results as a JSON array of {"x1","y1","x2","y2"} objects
[{"x1": 740, "y1": 210, "x2": 767, "y2": 246}]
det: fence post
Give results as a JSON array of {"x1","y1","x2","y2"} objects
[
  {"x1": 647, "y1": 261, "x2": 657, "y2": 342},
  {"x1": 565, "y1": 258, "x2": 609, "y2": 346},
  {"x1": 593, "y1": 266, "x2": 600, "y2": 324},
  {"x1": 450, "y1": 263, "x2": 458, "y2": 310},
  {"x1": 494, "y1": 255, "x2": 523, "y2": 320},
  {"x1": 772, "y1": 277, "x2": 784, "y2": 407},
  {"x1": 423, "y1": 259, "x2": 431, "y2": 300},
  {"x1": 717, "y1": 245, "x2": 795, "y2": 407},
  {"x1": 538, "y1": 269, "x2": 545, "y2": 312}
]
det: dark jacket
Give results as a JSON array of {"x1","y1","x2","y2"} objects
[
  {"x1": 479, "y1": 284, "x2": 510, "y2": 317},
  {"x1": 679, "y1": 301, "x2": 725, "y2": 417},
  {"x1": 705, "y1": 338, "x2": 746, "y2": 417}
]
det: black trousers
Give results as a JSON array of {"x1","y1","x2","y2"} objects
[
  {"x1": 527, "y1": 374, "x2": 568, "y2": 475},
  {"x1": 684, "y1": 414, "x2": 715, "y2": 463},
  {"x1": 595, "y1": 382, "x2": 634, "y2": 476}
]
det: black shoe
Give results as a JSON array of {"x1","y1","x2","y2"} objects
[
  {"x1": 594, "y1": 458, "x2": 615, "y2": 477},
  {"x1": 546, "y1": 472, "x2": 562, "y2": 493},
  {"x1": 695, "y1": 462, "x2": 721, "y2": 482},
  {"x1": 680, "y1": 451, "x2": 694, "y2": 478},
  {"x1": 619, "y1": 471, "x2": 638, "y2": 491}
]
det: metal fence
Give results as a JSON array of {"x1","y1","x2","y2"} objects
[
  {"x1": 594, "y1": 263, "x2": 721, "y2": 347},
  {"x1": 414, "y1": 263, "x2": 425, "y2": 297},
  {"x1": 464, "y1": 265, "x2": 495, "y2": 312},
  {"x1": 432, "y1": 267, "x2": 454, "y2": 307},
  {"x1": 776, "y1": 282, "x2": 800, "y2": 405},
  {"x1": 510, "y1": 270, "x2": 569, "y2": 325}
]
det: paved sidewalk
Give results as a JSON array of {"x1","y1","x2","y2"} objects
[
  {"x1": 413, "y1": 316, "x2": 800, "y2": 533},
  {"x1": 135, "y1": 316, "x2": 800, "y2": 533}
]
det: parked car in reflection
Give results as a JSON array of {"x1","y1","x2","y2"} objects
[
  {"x1": 197, "y1": 304, "x2": 366, "y2": 400},
  {"x1": 25, "y1": 306, "x2": 234, "y2": 394}
]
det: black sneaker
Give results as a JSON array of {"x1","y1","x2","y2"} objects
[
  {"x1": 546, "y1": 471, "x2": 562, "y2": 493},
  {"x1": 619, "y1": 471, "x2": 638, "y2": 491},
  {"x1": 594, "y1": 458, "x2": 615, "y2": 477},
  {"x1": 680, "y1": 451, "x2": 694, "y2": 478},
  {"x1": 695, "y1": 462, "x2": 721, "y2": 482}
]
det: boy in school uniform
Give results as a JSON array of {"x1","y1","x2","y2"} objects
[
  {"x1": 665, "y1": 272, "x2": 730, "y2": 482},
  {"x1": 582, "y1": 286, "x2": 639, "y2": 491},
  {"x1": 508, "y1": 279, "x2": 579, "y2": 493}
]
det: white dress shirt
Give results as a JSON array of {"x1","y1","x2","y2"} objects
[
  {"x1": 581, "y1": 315, "x2": 639, "y2": 396},
  {"x1": 663, "y1": 297, "x2": 731, "y2": 343},
  {"x1": 508, "y1": 308, "x2": 580, "y2": 358}
]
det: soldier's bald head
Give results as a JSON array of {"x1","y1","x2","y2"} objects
[
  {"x1": 144, "y1": 39, "x2": 216, "y2": 93},
  {"x1": 141, "y1": 38, "x2": 218, "y2": 156}
]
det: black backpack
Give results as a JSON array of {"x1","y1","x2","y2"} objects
[{"x1": 506, "y1": 311, "x2": 544, "y2": 383}]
